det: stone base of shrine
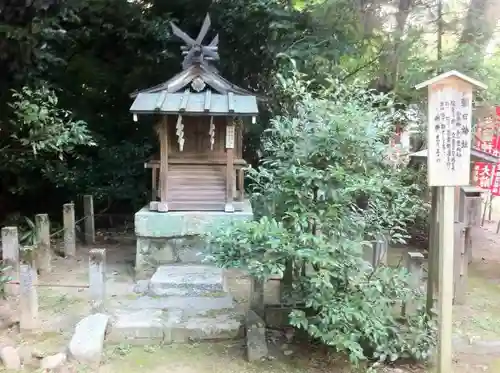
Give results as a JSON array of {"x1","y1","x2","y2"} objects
[{"x1": 134, "y1": 200, "x2": 254, "y2": 279}]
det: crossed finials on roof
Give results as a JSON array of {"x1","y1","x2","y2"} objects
[{"x1": 170, "y1": 14, "x2": 220, "y2": 70}]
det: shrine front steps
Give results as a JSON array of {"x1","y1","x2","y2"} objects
[
  {"x1": 149, "y1": 264, "x2": 226, "y2": 297},
  {"x1": 106, "y1": 264, "x2": 243, "y2": 345}
]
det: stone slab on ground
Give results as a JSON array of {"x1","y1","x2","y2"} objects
[
  {"x1": 0, "y1": 345, "x2": 21, "y2": 370},
  {"x1": 245, "y1": 310, "x2": 268, "y2": 361},
  {"x1": 453, "y1": 335, "x2": 500, "y2": 354},
  {"x1": 176, "y1": 312, "x2": 242, "y2": 342},
  {"x1": 149, "y1": 265, "x2": 225, "y2": 296},
  {"x1": 69, "y1": 313, "x2": 109, "y2": 363},
  {"x1": 106, "y1": 307, "x2": 242, "y2": 344},
  {"x1": 133, "y1": 280, "x2": 150, "y2": 294},
  {"x1": 107, "y1": 309, "x2": 166, "y2": 345},
  {"x1": 40, "y1": 352, "x2": 67, "y2": 370},
  {"x1": 112, "y1": 294, "x2": 234, "y2": 312},
  {"x1": 107, "y1": 263, "x2": 243, "y2": 345}
]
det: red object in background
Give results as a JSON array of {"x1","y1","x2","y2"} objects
[
  {"x1": 474, "y1": 162, "x2": 496, "y2": 188},
  {"x1": 473, "y1": 107, "x2": 500, "y2": 195}
]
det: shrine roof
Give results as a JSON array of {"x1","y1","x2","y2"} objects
[
  {"x1": 130, "y1": 89, "x2": 258, "y2": 116},
  {"x1": 410, "y1": 147, "x2": 499, "y2": 164},
  {"x1": 130, "y1": 14, "x2": 263, "y2": 117},
  {"x1": 129, "y1": 64, "x2": 259, "y2": 116},
  {"x1": 131, "y1": 64, "x2": 258, "y2": 98}
]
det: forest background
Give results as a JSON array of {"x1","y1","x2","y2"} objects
[{"x1": 0, "y1": 0, "x2": 499, "y2": 221}]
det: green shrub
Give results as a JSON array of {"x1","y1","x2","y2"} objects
[
  {"x1": 207, "y1": 71, "x2": 435, "y2": 367},
  {"x1": 0, "y1": 263, "x2": 12, "y2": 298}
]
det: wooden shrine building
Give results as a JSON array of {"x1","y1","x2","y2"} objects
[{"x1": 129, "y1": 15, "x2": 258, "y2": 213}]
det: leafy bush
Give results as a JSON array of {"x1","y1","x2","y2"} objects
[
  {"x1": 1, "y1": 85, "x2": 96, "y2": 200},
  {"x1": 207, "y1": 71, "x2": 435, "y2": 366},
  {"x1": 0, "y1": 263, "x2": 12, "y2": 298},
  {"x1": 19, "y1": 216, "x2": 36, "y2": 246},
  {"x1": 8, "y1": 85, "x2": 95, "y2": 157}
]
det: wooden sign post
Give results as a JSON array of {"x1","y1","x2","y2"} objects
[{"x1": 416, "y1": 70, "x2": 486, "y2": 373}]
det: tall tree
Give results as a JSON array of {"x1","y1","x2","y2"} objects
[
  {"x1": 375, "y1": 0, "x2": 416, "y2": 93},
  {"x1": 459, "y1": 0, "x2": 500, "y2": 50}
]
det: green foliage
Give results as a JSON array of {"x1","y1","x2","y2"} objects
[
  {"x1": 19, "y1": 216, "x2": 36, "y2": 246},
  {"x1": 208, "y1": 217, "x2": 289, "y2": 281},
  {"x1": 54, "y1": 141, "x2": 153, "y2": 205},
  {"x1": 0, "y1": 0, "x2": 498, "y2": 219},
  {"x1": 8, "y1": 86, "x2": 95, "y2": 156},
  {"x1": 207, "y1": 73, "x2": 435, "y2": 366},
  {"x1": 0, "y1": 85, "x2": 95, "y2": 200},
  {"x1": 253, "y1": 71, "x2": 427, "y2": 241},
  {"x1": 290, "y1": 264, "x2": 436, "y2": 364},
  {"x1": 0, "y1": 263, "x2": 12, "y2": 298},
  {"x1": 0, "y1": 214, "x2": 38, "y2": 247}
]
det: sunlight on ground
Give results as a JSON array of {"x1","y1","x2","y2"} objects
[
  {"x1": 454, "y1": 266, "x2": 500, "y2": 341},
  {"x1": 2, "y1": 221, "x2": 500, "y2": 373},
  {"x1": 98, "y1": 342, "x2": 353, "y2": 373}
]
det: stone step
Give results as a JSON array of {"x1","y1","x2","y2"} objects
[
  {"x1": 148, "y1": 265, "x2": 225, "y2": 297},
  {"x1": 110, "y1": 294, "x2": 234, "y2": 312},
  {"x1": 106, "y1": 307, "x2": 242, "y2": 345}
]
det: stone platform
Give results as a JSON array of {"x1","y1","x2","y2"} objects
[
  {"x1": 134, "y1": 200, "x2": 253, "y2": 278},
  {"x1": 124, "y1": 202, "x2": 254, "y2": 344},
  {"x1": 107, "y1": 264, "x2": 243, "y2": 345}
]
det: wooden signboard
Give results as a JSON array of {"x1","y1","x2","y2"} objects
[
  {"x1": 421, "y1": 73, "x2": 483, "y2": 186},
  {"x1": 416, "y1": 70, "x2": 486, "y2": 373}
]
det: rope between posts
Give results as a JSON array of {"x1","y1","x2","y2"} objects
[
  {"x1": 6, "y1": 281, "x2": 90, "y2": 288},
  {"x1": 49, "y1": 227, "x2": 66, "y2": 238},
  {"x1": 48, "y1": 211, "x2": 133, "y2": 238},
  {"x1": 75, "y1": 216, "x2": 87, "y2": 225},
  {"x1": 49, "y1": 216, "x2": 88, "y2": 238}
]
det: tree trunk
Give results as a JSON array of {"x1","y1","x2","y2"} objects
[
  {"x1": 375, "y1": 0, "x2": 414, "y2": 92},
  {"x1": 458, "y1": 0, "x2": 500, "y2": 57}
]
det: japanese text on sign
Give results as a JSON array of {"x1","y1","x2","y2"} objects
[{"x1": 428, "y1": 85, "x2": 472, "y2": 186}]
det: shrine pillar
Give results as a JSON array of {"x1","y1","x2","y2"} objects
[{"x1": 225, "y1": 119, "x2": 235, "y2": 212}]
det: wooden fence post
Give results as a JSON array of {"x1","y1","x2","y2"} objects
[
  {"x1": 250, "y1": 277, "x2": 265, "y2": 318},
  {"x1": 402, "y1": 252, "x2": 424, "y2": 316},
  {"x1": 364, "y1": 236, "x2": 389, "y2": 268},
  {"x1": 89, "y1": 249, "x2": 106, "y2": 312},
  {"x1": 454, "y1": 223, "x2": 467, "y2": 305},
  {"x1": 373, "y1": 234, "x2": 388, "y2": 266},
  {"x1": 35, "y1": 214, "x2": 51, "y2": 274},
  {"x1": 63, "y1": 203, "x2": 76, "y2": 257},
  {"x1": 83, "y1": 195, "x2": 95, "y2": 245},
  {"x1": 465, "y1": 226, "x2": 473, "y2": 264},
  {"x1": 19, "y1": 263, "x2": 39, "y2": 330},
  {"x1": 426, "y1": 187, "x2": 439, "y2": 316},
  {"x1": 1, "y1": 227, "x2": 19, "y2": 295}
]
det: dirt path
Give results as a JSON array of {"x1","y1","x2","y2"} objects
[
  {"x1": 3, "y1": 210, "x2": 500, "y2": 372},
  {"x1": 451, "y1": 202, "x2": 500, "y2": 373}
]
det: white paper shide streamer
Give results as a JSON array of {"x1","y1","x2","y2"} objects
[
  {"x1": 176, "y1": 115, "x2": 185, "y2": 151},
  {"x1": 209, "y1": 116, "x2": 215, "y2": 150}
]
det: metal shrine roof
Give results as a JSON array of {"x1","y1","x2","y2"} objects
[
  {"x1": 129, "y1": 14, "x2": 260, "y2": 117},
  {"x1": 130, "y1": 89, "x2": 258, "y2": 116},
  {"x1": 129, "y1": 61, "x2": 260, "y2": 116}
]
